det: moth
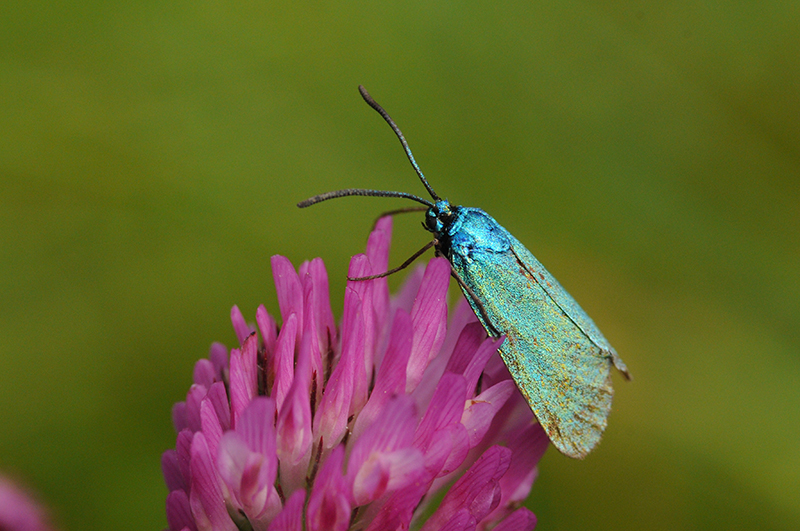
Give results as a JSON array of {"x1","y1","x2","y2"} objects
[{"x1": 299, "y1": 86, "x2": 630, "y2": 458}]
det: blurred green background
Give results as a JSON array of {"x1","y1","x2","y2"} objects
[{"x1": 1, "y1": 1, "x2": 798, "y2": 529}]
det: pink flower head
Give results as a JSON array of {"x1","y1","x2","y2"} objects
[
  {"x1": 0, "y1": 475, "x2": 57, "y2": 531},
  {"x1": 163, "y1": 217, "x2": 548, "y2": 531}
]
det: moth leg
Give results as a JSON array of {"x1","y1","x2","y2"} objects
[
  {"x1": 448, "y1": 265, "x2": 502, "y2": 338},
  {"x1": 371, "y1": 206, "x2": 428, "y2": 230},
  {"x1": 348, "y1": 239, "x2": 435, "y2": 281}
]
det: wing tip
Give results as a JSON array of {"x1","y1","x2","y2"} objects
[{"x1": 612, "y1": 352, "x2": 632, "y2": 381}]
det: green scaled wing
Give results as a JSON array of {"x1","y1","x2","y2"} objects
[{"x1": 448, "y1": 208, "x2": 629, "y2": 459}]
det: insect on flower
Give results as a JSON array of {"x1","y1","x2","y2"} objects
[{"x1": 299, "y1": 86, "x2": 631, "y2": 459}]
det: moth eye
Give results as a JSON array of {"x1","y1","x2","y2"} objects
[{"x1": 424, "y1": 213, "x2": 439, "y2": 232}]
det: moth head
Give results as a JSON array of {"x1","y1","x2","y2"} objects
[{"x1": 425, "y1": 200, "x2": 455, "y2": 235}]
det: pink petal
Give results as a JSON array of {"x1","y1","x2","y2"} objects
[
  {"x1": 315, "y1": 263, "x2": 366, "y2": 449},
  {"x1": 238, "y1": 398, "x2": 277, "y2": 456},
  {"x1": 217, "y1": 415, "x2": 280, "y2": 525},
  {"x1": 351, "y1": 308, "x2": 412, "y2": 440},
  {"x1": 276, "y1": 329, "x2": 312, "y2": 494},
  {"x1": 461, "y1": 380, "x2": 515, "y2": 448},
  {"x1": 350, "y1": 396, "x2": 417, "y2": 466},
  {"x1": 351, "y1": 455, "x2": 390, "y2": 508},
  {"x1": 391, "y1": 264, "x2": 425, "y2": 314},
  {"x1": 166, "y1": 489, "x2": 196, "y2": 531},
  {"x1": 217, "y1": 433, "x2": 253, "y2": 505},
  {"x1": 306, "y1": 446, "x2": 350, "y2": 531},
  {"x1": 438, "y1": 423, "x2": 470, "y2": 478},
  {"x1": 237, "y1": 447, "x2": 267, "y2": 501},
  {"x1": 205, "y1": 381, "x2": 231, "y2": 432},
  {"x1": 300, "y1": 275, "x2": 325, "y2": 418},
  {"x1": 372, "y1": 307, "x2": 413, "y2": 394},
  {"x1": 419, "y1": 429, "x2": 454, "y2": 481},
  {"x1": 162, "y1": 449, "x2": 185, "y2": 493},
  {"x1": 229, "y1": 333, "x2": 258, "y2": 428},
  {"x1": 447, "y1": 325, "x2": 504, "y2": 399},
  {"x1": 437, "y1": 297, "x2": 480, "y2": 373},
  {"x1": 443, "y1": 322, "x2": 485, "y2": 380},
  {"x1": 272, "y1": 255, "x2": 304, "y2": 345},
  {"x1": 185, "y1": 384, "x2": 207, "y2": 433},
  {"x1": 189, "y1": 433, "x2": 236, "y2": 531},
  {"x1": 414, "y1": 373, "x2": 467, "y2": 450},
  {"x1": 422, "y1": 446, "x2": 511, "y2": 531},
  {"x1": 412, "y1": 373, "x2": 472, "y2": 479},
  {"x1": 208, "y1": 342, "x2": 228, "y2": 379},
  {"x1": 439, "y1": 509, "x2": 476, "y2": 531},
  {"x1": 304, "y1": 257, "x2": 336, "y2": 363},
  {"x1": 481, "y1": 349, "x2": 512, "y2": 388},
  {"x1": 461, "y1": 335, "x2": 505, "y2": 399},
  {"x1": 406, "y1": 258, "x2": 450, "y2": 391},
  {"x1": 298, "y1": 259, "x2": 310, "y2": 277},
  {"x1": 172, "y1": 401, "x2": 188, "y2": 433},
  {"x1": 192, "y1": 358, "x2": 217, "y2": 389},
  {"x1": 362, "y1": 481, "x2": 427, "y2": 531},
  {"x1": 256, "y1": 304, "x2": 277, "y2": 351},
  {"x1": 199, "y1": 398, "x2": 223, "y2": 460},
  {"x1": 365, "y1": 216, "x2": 392, "y2": 330},
  {"x1": 343, "y1": 254, "x2": 371, "y2": 414},
  {"x1": 231, "y1": 305, "x2": 254, "y2": 346},
  {"x1": 484, "y1": 423, "x2": 548, "y2": 525},
  {"x1": 475, "y1": 381, "x2": 536, "y2": 455},
  {"x1": 492, "y1": 507, "x2": 536, "y2": 531},
  {"x1": 256, "y1": 305, "x2": 278, "y2": 386},
  {"x1": 352, "y1": 447, "x2": 424, "y2": 506},
  {"x1": 275, "y1": 384, "x2": 311, "y2": 469},
  {"x1": 415, "y1": 320, "x2": 492, "y2": 409},
  {"x1": 175, "y1": 430, "x2": 193, "y2": 493},
  {"x1": 271, "y1": 313, "x2": 297, "y2": 411},
  {"x1": 347, "y1": 396, "x2": 422, "y2": 505},
  {"x1": 0, "y1": 476, "x2": 55, "y2": 531},
  {"x1": 347, "y1": 235, "x2": 385, "y2": 413},
  {"x1": 267, "y1": 489, "x2": 306, "y2": 531}
]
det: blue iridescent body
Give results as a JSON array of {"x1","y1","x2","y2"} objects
[
  {"x1": 299, "y1": 86, "x2": 630, "y2": 459},
  {"x1": 426, "y1": 200, "x2": 629, "y2": 458}
]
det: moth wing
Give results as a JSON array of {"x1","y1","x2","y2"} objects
[
  {"x1": 505, "y1": 229, "x2": 629, "y2": 377},
  {"x1": 453, "y1": 235, "x2": 620, "y2": 458}
]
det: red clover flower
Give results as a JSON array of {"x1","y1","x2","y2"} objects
[
  {"x1": 162, "y1": 217, "x2": 549, "y2": 531},
  {"x1": 0, "y1": 475, "x2": 57, "y2": 531}
]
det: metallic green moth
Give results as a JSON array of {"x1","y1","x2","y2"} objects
[{"x1": 299, "y1": 86, "x2": 630, "y2": 458}]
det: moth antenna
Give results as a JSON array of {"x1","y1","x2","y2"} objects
[
  {"x1": 358, "y1": 85, "x2": 441, "y2": 202},
  {"x1": 298, "y1": 189, "x2": 433, "y2": 209}
]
